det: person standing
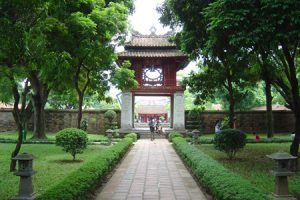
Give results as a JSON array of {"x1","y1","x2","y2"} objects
[
  {"x1": 148, "y1": 117, "x2": 155, "y2": 141},
  {"x1": 215, "y1": 120, "x2": 221, "y2": 134}
]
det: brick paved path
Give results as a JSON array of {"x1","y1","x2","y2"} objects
[{"x1": 96, "y1": 139, "x2": 207, "y2": 200}]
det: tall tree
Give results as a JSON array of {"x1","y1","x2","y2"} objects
[
  {"x1": 0, "y1": 0, "x2": 48, "y2": 169},
  {"x1": 0, "y1": 0, "x2": 71, "y2": 139},
  {"x1": 0, "y1": 68, "x2": 33, "y2": 171},
  {"x1": 203, "y1": 0, "x2": 277, "y2": 138},
  {"x1": 203, "y1": 0, "x2": 300, "y2": 157},
  {"x1": 43, "y1": 0, "x2": 134, "y2": 128},
  {"x1": 159, "y1": 0, "x2": 254, "y2": 127}
]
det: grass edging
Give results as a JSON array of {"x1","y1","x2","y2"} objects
[
  {"x1": 186, "y1": 137, "x2": 292, "y2": 144},
  {"x1": 172, "y1": 137, "x2": 270, "y2": 200},
  {"x1": 0, "y1": 138, "x2": 122, "y2": 144},
  {"x1": 35, "y1": 136, "x2": 135, "y2": 200}
]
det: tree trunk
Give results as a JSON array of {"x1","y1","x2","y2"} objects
[
  {"x1": 9, "y1": 79, "x2": 32, "y2": 171},
  {"x1": 74, "y1": 64, "x2": 91, "y2": 129},
  {"x1": 31, "y1": 95, "x2": 46, "y2": 139},
  {"x1": 265, "y1": 79, "x2": 274, "y2": 138},
  {"x1": 228, "y1": 78, "x2": 235, "y2": 128},
  {"x1": 10, "y1": 82, "x2": 23, "y2": 171},
  {"x1": 10, "y1": 128, "x2": 23, "y2": 171},
  {"x1": 28, "y1": 72, "x2": 49, "y2": 139},
  {"x1": 77, "y1": 93, "x2": 83, "y2": 129},
  {"x1": 281, "y1": 43, "x2": 299, "y2": 169}
]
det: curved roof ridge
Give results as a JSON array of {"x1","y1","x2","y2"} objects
[{"x1": 131, "y1": 30, "x2": 175, "y2": 38}]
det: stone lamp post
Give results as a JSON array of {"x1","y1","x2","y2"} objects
[
  {"x1": 106, "y1": 129, "x2": 113, "y2": 145},
  {"x1": 267, "y1": 151, "x2": 296, "y2": 198},
  {"x1": 192, "y1": 129, "x2": 201, "y2": 145},
  {"x1": 12, "y1": 153, "x2": 36, "y2": 200}
]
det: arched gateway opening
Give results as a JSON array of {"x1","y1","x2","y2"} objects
[{"x1": 117, "y1": 30, "x2": 188, "y2": 136}]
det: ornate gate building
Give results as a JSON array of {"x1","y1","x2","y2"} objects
[{"x1": 117, "y1": 30, "x2": 188, "y2": 134}]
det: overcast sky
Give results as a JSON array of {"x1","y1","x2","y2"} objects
[
  {"x1": 129, "y1": 0, "x2": 170, "y2": 35},
  {"x1": 127, "y1": 0, "x2": 196, "y2": 73}
]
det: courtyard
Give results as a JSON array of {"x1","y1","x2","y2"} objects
[{"x1": 1, "y1": 0, "x2": 300, "y2": 199}]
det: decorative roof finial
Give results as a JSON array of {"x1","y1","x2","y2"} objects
[{"x1": 150, "y1": 26, "x2": 157, "y2": 36}]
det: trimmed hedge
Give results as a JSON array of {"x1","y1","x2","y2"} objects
[
  {"x1": 124, "y1": 133, "x2": 137, "y2": 141},
  {"x1": 168, "y1": 131, "x2": 184, "y2": 142},
  {"x1": 36, "y1": 137, "x2": 134, "y2": 200},
  {"x1": 172, "y1": 137, "x2": 270, "y2": 200},
  {"x1": 185, "y1": 137, "x2": 291, "y2": 145}
]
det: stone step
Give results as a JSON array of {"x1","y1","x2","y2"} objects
[
  {"x1": 134, "y1": 123, "x2": 170, "y2": 128},
  {"x1": 138, "y1": 133, "x2": 167, "y2": 139}
]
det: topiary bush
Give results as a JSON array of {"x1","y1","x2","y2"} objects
[
  {"x1": 56, "y1": 128, "x2": 88, "y2": 161},
  {"x1": 168, "y1": 131, "x2": 184, "y2": 142},
  {"x1": 188, "y1": 109, "x2": 199, "y2": 120},
  {"x1": 104, "y1": 110, "x2": 118, "y2": 130},
  {"x1": 80, "y1": 118, "x2": 88, "y2": 131},
  {"x1": 214, "y1": 128, "x2": 246, "y2": 159},
  {"x1": 125, "y1": 133, "x2": 137, "y2": 141}
]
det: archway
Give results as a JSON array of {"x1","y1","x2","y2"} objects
[{"x1": 117, "y1": 30, "x2": 188, "y2": 134}]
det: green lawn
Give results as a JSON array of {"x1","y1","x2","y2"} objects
[
  {"x1": 0, "y1": 144, "x2": 106, "y2": 200},
  {"x1": 0, "y1": 131, "x2": 108, "y2": 141},
  {"x1": 197, "y1": 143, "x2": 300, "y2": 197}
]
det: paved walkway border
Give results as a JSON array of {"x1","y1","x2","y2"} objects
[{"x1": 96, "y1": 139, "x2": 208, "y2": 200}]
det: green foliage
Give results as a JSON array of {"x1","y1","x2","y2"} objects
[
  {"x1": 124, "y1": 133, "x2": 137, "y2": 142},
  {"x1": 0, "y1": 144, "x2": 106, "y2": 200},
  {"x1": 198, "y1": 143, "x2": 300, "y2": 197},
  {"x1": 55, "y1": 128, "x2": 88, "y2": 160},
  {"x1": 214, "y1": 129, "x2": 246, "y2": 159},
  {"x1": 104, "y1": 110, "x2": 118, "y2": 130},
  {"x1": 172, "y1": 137, "x2": 269, "y2": 200},
  {"x1": 104, "y1": 110, "x2": 117, "y2": 123},
  {"x1": 36, "y1": 137, "x2": 134, "y2": 200},
  {"x1": 168, "y1": 131, "x2": 183, "y2": 142},
  {"x1": 188, "y1": 109, "x2": 199, "y2": 120},
  {"x1": 111, "y1": 60, "x2": 139, "y2": 91},
  {"x1": 220, "y1": 117, "x2": 229, "y2": 130},
  {"x1": 47, "y1": 90, "x2": 78, "y2": 109},
  {"x1": 80, "y1": 119, "x2": 88, "y2": 131},
  {"x1": 186, "y1": 121, "x2": 203, "y2": 132},
  {"x1": 40, "y1": 0, "x2": 134, "y2": 128}
]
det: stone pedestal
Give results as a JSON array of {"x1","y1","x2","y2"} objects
[
  {"x1": 120, "y1": 92, "x2": 133, "y2": 133},
  {"x1": 173, "y1": 92, "x2": 185, "y2": 131},
  {"x1": 275, "y1": 176, "x2": 289, "y2": 196},
  {"x1": 11, "y1": 176, "x2": 36, "y2": 200}
]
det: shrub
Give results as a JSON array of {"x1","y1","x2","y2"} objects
[
  {"x1": 125, "y1": 133, "x2": 137, "y2": 141},
  {"x1": 168, "y1": 131, "x2": 183, "y2": 142},
  {"x1": 104, "y1": 110, "x2": 118, "y2": 130},
  {"x1": 56, "y1": 128, "x2": 88, "y2": 160},
  {"x1": 186, "y1": 120, "x2": 203, "y2": 131},
  {"x1": 80, "y1": 119, "x2": 88, "y2": 131},
  {"x1": 36, "y1": 137, "x2": 134, "y2": 200},
  {"x1": 104, "y1": 110, "x2": 117, "y2": 123},
  {"x1": 214, "y1": 129, "x2": 246, "y2": 159},
  {"x1": 220, "y1": 116, "x2": 230, "y2": 130},
  {"x1": 172, "y1": 137, "x2": 269, "y2": 200},
  {"x1": 188, "y1": 109, "x2": 199, "y2": 120}
]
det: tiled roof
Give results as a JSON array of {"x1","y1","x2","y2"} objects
[
  {"x1": 126, "y1": 36, "x2": 175, "y2": 48},
  {"x1": 118, "y1": 30, "x2": 187, "y2": 61},
  {"x1": 125, "y1": 31, "x2": 176, "y2": 48},
  {"x1": 118, "y1": 49, "x2": 186, "y2": 58}
]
